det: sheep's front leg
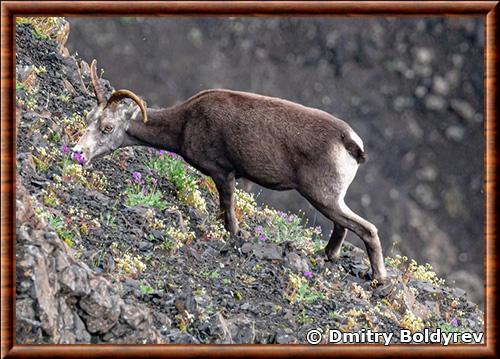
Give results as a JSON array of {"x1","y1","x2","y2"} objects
[{"x1": 213, "y1": 171, "x2": 239, "y2": 235}]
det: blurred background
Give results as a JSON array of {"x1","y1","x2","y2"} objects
[{"x1": 67, "y1": 17, "x2": 484, "y2": 305}]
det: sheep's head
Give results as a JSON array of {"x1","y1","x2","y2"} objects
[{"x1": 72, "y1": 60, "x2": 147, "y2": 166}]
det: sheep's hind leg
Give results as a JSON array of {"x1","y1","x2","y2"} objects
[
  {"x1": 303, "y1": 189, "x2": 387, "y2": 282},
  {"x1": 326, "y1": 201, "x2": 387, "y2": 282}
]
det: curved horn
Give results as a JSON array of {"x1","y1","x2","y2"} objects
[
  {"x1": 90, "y1": 60, "x2": 106, "y2": 104},
  {"x1": 106, "y1": 89, "x2": 148, "y2": 124}
]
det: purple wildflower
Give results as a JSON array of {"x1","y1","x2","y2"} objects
[
  {"x1": 132, "y1": 171, "x2": 142, "y2": 184},
  {"x1": 72, "y1": 151, "x2": 86, "y2": 165},
  {"x1": 165, "y1": 151, "x2": 184, "y2": 161},
  {"x1": 258, "y1": 234, "x2": 266, "y2": 241},
  {"x1": 157, "y1": 149, "x2": 166, "y2": 156},
  {"x1": 60, "y1": 143, "x2": 70, "y2": 154},
  {"x1": 287, "y1": 214, "x2": 295, "y2": 223},
  {"x1": 450, "y1": 317, "x2": 459, "y2": 327},
  {"x1": 255, "y1": 226, "x2": 263, "y2": 234},
  {"x1": 303, "y1": 271, "x2": 313, "y2": 278}
]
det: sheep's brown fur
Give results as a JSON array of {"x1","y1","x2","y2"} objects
[{"x1": 74, "y1": 84, "x2": 387, "y2": 282}]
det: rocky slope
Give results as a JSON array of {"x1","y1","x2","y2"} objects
[
  {"x1": 15, "y1": 18, "x2": 484, "y2": 344},
  {"x1": 68, "y1": 17, "x2": 485, "y2": 305}
]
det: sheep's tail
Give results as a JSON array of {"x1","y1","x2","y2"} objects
[{"x1": 342, "y1": 134, "x2": 367, "y2": 164}]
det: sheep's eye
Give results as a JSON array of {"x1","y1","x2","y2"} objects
[{"x1": 102, "y1": 125, "x2": 113, "y2": 134}]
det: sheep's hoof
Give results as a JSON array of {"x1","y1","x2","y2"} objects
[
  {"x1": 229, "y1": 229, "x2": 243, "y2": 241},
  {"x1": 365, "y1": 271, "x2": 389, "y2": 286},
  {"x1": 325, "y1": 248, "x2": 341, "y2": 262}
]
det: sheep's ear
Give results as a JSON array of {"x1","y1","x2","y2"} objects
[
  {"x1": 126, "y1": 103, "x2": 143, "y2": 122},
  {"x1": 107, "y1": 89, "x2": 148, "y2": 123}
]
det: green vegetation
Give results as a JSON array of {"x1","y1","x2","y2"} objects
[
  {"x1": 59, "y1": 93, "x2": 70, "y2": 103},
  {"x1": 125, "y1": 185, "x2": 167, "y2": 210},
  {"x1": 161, "y1": 239, "x2": 174, "y2": 251},
  {"x1": 295, "y1": 310, "x2": 314, "y2": 325},
  {"x1": 146, "y1": 152, "x2": 207, "y2": 212},
  {"x1": 284, "y1": 272, "x2": 324, "y2": 304},
  {"x1": 34, "y1": 207, "x2": 76, "y2": 248},
  {"x1": 60, "y1": 113, "x2": 87, "y2": 144},
  {"x1": 16, "y1": 81, "x2": 25, "y2": 92},
  {"x1": 438, "y1": 321, "x2": 462, "y2": 334},
  {"x1": 254, "y1": 208, "x2": 323, "y2": 254},
  {"x1": 16, "y1": 17, "x2": 65, "y2": 40},
  {"x1": 47, "y1": 214, "x2": 75, "y2": 248},
  {"x1": 110, "y1": 242, "x2": 147, "y2": 278},
  {"x1": 164, "y1": 226, "x2": 195, "y2": 249},
  {"x1": 41, "y1": 188, "x2": 60, "y2": 207},
  {"x1": 139, "y1": 284, "x2": 154, "y2": 295},
  {"x1": 400, "y1": 311, "x2": 425, "y2": 332},
  {"x1": 385, "y1": 255, "x2": 445, "y2": 285}
]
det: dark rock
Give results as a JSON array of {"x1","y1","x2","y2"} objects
[
  {"x1": 15, "y1": 182, "x2": 163, "y2": 343},
  {"x1": 154, "y1": 311, "x2": 172, "y2": 332},
  {"x1": 251, "y1": 243, "x2": 283, "y2": 261},
  {"x1": 411, "y1": 280, "x2": 446, "y2": 300},
  {"x1": 79, "y1": 279, "x2": 122, "y2": 333},
  {"x1": 121, "y1": 303, "x2": 147, "y2": 330},
  {"x1": 240, "y1": 302, "x2": 251, "y2": 311},
  {"x1": 342, "y1": 273, "x2": 365, "y2": 284},
  {"x1": 285, "y1": 252, "x2": 310, "y2": 273},
  {"x1": 137, "y1": 241, "x2": 152, "y2": 251},
  {"x1": 212, "y1": 312, "x2": 256, "y2": 344},
  {"x1": 168, "y1": 329, "x2": 200, "y2": 344},
  {"x1": 349, "y1": 262, "x2": 370, "y2": 278},
  {"x1": 373, "y1": 281, "x2": 397, "y2": 298},
  {"x1": 241, "y1": 242, "x2": 253, "y2": 254},
  {"x1": 424, "y1": 301, "x2": 441, "y2": 317},
  {"x1": 397, "y1": 284, "x2": 433, "y2": 320},
  {"x1": 150, "y1": 229, "x2": 163, "y2": 240},
  {"x1": 88, "y1": 190, "x2": 111, "y2": 205},
  {"x1": 59, "y1": 265, "x2": 91, "y2": 296},
  {"x1": 124, "y1": 278, "x2": 141, "y2": 288},
  {"x1": 276, "y1": 333, "x2": 298, "y2": 344}
]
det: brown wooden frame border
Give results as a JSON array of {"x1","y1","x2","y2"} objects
[{"x1": 1, "y1": 1, "x2": 498, "y2": 358}]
